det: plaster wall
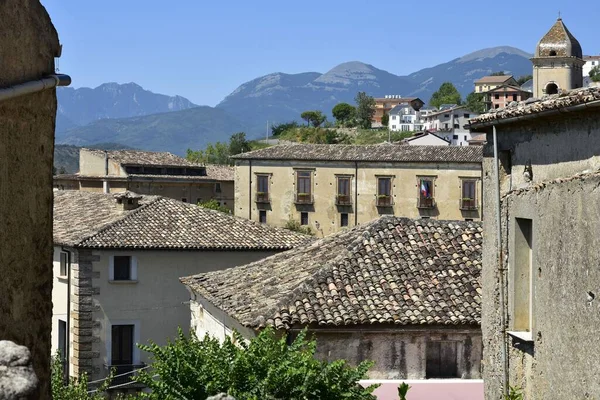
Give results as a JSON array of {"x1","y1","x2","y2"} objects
[
  {"x1": 532, "y1": 60, "x2": 584, "y2": 97},
  {"x1": 0, "y1": 2, "x2": 61, "y2": 398},
  {"x1": 235, "y1": 160, "x2": 481, "y2": 237},
  {"x1": 405, "y1": 135, "x2": 449, "y2": 146}
]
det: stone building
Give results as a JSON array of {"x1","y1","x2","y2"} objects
[
  {"x1": 52, "y1": 191, "x2": 309, "y2": 386},
  {"x1": 469, "y1": 85, "x2": 600, "y2": 399},
  {"x1": 0, "y1": 1, "x2": 70, "y2": 398},
  {"x1": 54, "y1": 148, "x2": 234, "y2": 210},
  {"x1": 531, "y1": 17, "x2": 584, "y2": 97},
  {"x1": 232, "y1": 144, "x2": 482, "y2": 237},
  {"x1": 181, "y1": 217, "x2": 483, "y2": 381}
]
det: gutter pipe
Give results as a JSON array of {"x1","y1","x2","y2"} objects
[
  {"x1": 0, "y1": 74, "x2": 71, "y2": 102},
  {"x1": 493, "y1": 126, "x2": 509, "y2": 397}
]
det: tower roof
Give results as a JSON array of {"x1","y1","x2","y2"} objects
[{"x1": 535, "y1": 18, "x2": 582, "y2": 58}]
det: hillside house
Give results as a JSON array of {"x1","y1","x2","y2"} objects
[
  {"x1": 422, "y1": 106, "x2": 480, "y2": 146},
  {"x1": 51, "y1": 191, "x2": 310, "y2": 386},
  {"x1": 388, "y1": 104, "x2": 425, "y2": 132},
  {"x1": 483, "y1": 85, "x2": 532, "y2": 110},
  {"x1": 474, "y1": 75, "x2": 519, "y2": 93},
  {"x1": 583, "y1": 55, "x2": 600, "y2": 77},
  {"x1": 232, "y1": 144, "x2": 482, "y2": 237},
  {"x1": 181, "y1": 217, "x2": 483, "y2": 380},
  {"x1": 373, "y1": 95, "x2": 424, "y2": 124},
  {"x1": 53, "y1": 148, "x2": 234, "y2": 210}
]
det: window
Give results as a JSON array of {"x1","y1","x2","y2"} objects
[
  {"x1": 58, "y1": 320, "x2": 67, "y2": 362},
  {"x1": 495, "y1": 104, "x2": 500, "y2": 109},
  {"x1": 340, "y1": 213, "x2": 349, "y2": 227},
  {"x1": 295, "y1": 171, "x2": 313, "y2": 204},
  {"x1": 376, "y1": 177, "x2": 392, "y2": 206},
  {"x1": 426, "y1": 341, "x2": 458, "y2": 378},
  {"x1": 166, "y1": 167, "x2": 185, "y2": 175},
  {"x1": 546, "y1": 83, "x2": 558, "y2": 95},
  {"x1": 300, "y1": 212, "x2": 309, "y2": 226},
  {"x1": 461, "y1": 179, "x2": 477, "y2": 210},
  {"x1": 512, "y1": 94, "x2": 518, "y2": 101},
  {"x1": 444, "y1": 114, "x2": 449, "y2": 118},
  {"x1": 215, "y1": 183, "x2": 222, "y2": 193},
  {"x1": 59, "y1": 252, "x2": 68, "y2": 277},
  {"x1": 181, "y1": 198, "x2": 187, "y2": 203},
  {"x1": 463, "y1": 113, "x2": 470, "y2": 118},
  {"x1": 143, "y1": 167, "x2": 162, "y2": 175},
  {"x1": 454, "y1": 124, "x2": 460, "y2": 129},
  {"x1": 494, "y1": 93, "x2": 500, "y2": 100},
  {"x1": 513, "y1": 218, "x2": 533, "y2": 333},
  {"x1": 418, "y1": 177, "x2": 435, "y2": 208},
  {"x1": 111, "y1": 324, "x2": 134, "y2": 366},
  {"x1": 336, "y1": 176, "x2": 352, "y2": 205},
  {"x1": 452, "y1": 135, "x2": 458, "y2": 140},
  {"x1": 464, "y1": 135, "x2": 467, "y2": 141},
  {"x1": 392, "y1": 115, "x2": 397, "y2": 120},
  {"x1": 444, "y1": 123, "x2": 449, "y2": 129},
  {"x1": 110, "y1": 256, "x2": 137, "y2": 282},
  {"x1": 549, "y1": 50, "x2": 557, "y2": 56},
  {"x1": 256, "y1": 174, "x2": 270, "y2": 203},
  {"x1": 259, "y1": 210, "x2": 267, "y2": 224},
  {"x1": 391, "y1": 125, "x2": 396, "y2": 129}
]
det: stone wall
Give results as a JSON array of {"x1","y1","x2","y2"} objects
[{"x1": 0, "y1": 1, "x2": 61, "y2": 398}]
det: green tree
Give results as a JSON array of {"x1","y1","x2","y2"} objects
[
  {"x1": 332, "y1": 102, "x2": 356, "y2": 125},
  {"x1": 381, "y1": 113, "x2": 389, "y2": 127},
  {"x1": 229, "y1": 132, "x2": 251, "y2": 156},
  {"x1": 198, "y1": 199, "x2": 231, "y2": 213},
  {"x1": 490, "y1": 71, "x2": 506, "y2": 76},
  {"x1": 516, "y1": 74, "x2": 533, "y2": 86},
  {"x1": 465, "y1": 91, "x2": 486, "y2": 114},
  {"x1": 186, "y1": 142, "x2": 230, "y2": 165},
  {"x1": 134, "y1": 327, "x2": 377, "y2": 400},
  {"x1": 429, "y1": 82, "x2": 462, "y2": 109},
  {"x1": 355, "y1": 92, "x2": 376, "y2": 129},
  {"x1": 284, "y1": 219, "x2": 314, "y2": 235},
  {"x1": 271, "y1": 121, "x2": 298, "y2": 137},
  {"x1": 300, "y1": 110, "x2": 326, "y2": 127},
  {"x1": 590, "y1": 66, "x2": 600, "y2": 82}
]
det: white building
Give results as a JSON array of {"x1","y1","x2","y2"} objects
[
  {"x1": 388, "y1": 104, "x2": 425, "y2": 132},
  {"x1": 583, "y1": 55, "x2": 600, "y2": 77},
  {"x1": 401, "y1": 131, "x2": 450, "y2": 146},
  {"x1": 422, "y1": 106, "x2": 479, "y2": 146}
]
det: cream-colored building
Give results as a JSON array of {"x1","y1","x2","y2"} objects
[
  {"x1": 232, "y1": 144, "x2": 482, "y2": 237},
  {"x1": 54, "y1": 148, "x2": 235, "y2": 210},
  {"x1": 51, "y1": 191, "x2": 310, "y2": 387},
  {"x1": 474, "y1": 75, "x2": 518, "y2": 93},
  {"x1": 531, "y1": 17, "x2": 584, "y2": 97}
]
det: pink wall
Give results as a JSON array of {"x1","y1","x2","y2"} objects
[{"x1": 360, "y1": 379, "x2": 484, "y2": 400}]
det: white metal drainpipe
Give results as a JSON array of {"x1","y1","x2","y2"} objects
[{"x1": 0, "y1": 74, "x2": 71, "y2": 102}]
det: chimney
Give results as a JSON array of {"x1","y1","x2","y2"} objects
[
  {"x1": 113, "y1": 191, "x2": 142, "y2": 211},
  {"x1": 103, "y1": 151, "x2": 110, "y2": 194}
]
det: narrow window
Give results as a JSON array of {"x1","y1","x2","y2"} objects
[
  {"x1": 296, "y1": 171, "x2": 312, "y2": 204},
  {"x1": 461, "y1": 179, "x2": 477, "y2": 210},
  {"x1": 418, "y1": 177, "x2": 435, "y2": 208},
  {"x1": 494, "y1": 93, "x2": 500, "y2": 100},
  {"x1": 453, "y1": 134, "x2": 458, "y2": 140},
  {"x1": 58, "y1": 320, "x2": 67, "y2": 363},
  {"x1": 215, "y1": 183, "x2": 222, "y2": 193},
  {"x1": 340, "y1": 213, "x2": 349, "y2": 227},
  {"x1": 111, "y1": 324, "x2": 134, "y2": 374},
  {"x1": 256, "y1": 175, "x2": 270, "y2": 203},
  {"x1": 259, "y1": 210, "x2": 267, "y2": 224},
  {"x1": 336, "y1": 176, "x2": 351, "y2": 205},
  {"x1": 59, "y1": 252, "x2": 68, "y2": 277},
  {"x1": 512, "y1": 94, "x2": 518, "y2": 101},
  {"x1": 377, "y1": 177, "x2": 392, "y2": 206},
  {"x1": 300, "y1": 212, "x2": 309, "y2": 226},
  {"x1": 113, "y1": 256, "x2": 132, "y2": 281},
  {"x1": 426, "y1": 341, "x2": 458, "y2": 378},
  {"x1": 514, "y1": 218, "x2": 533, "y2": 332}
]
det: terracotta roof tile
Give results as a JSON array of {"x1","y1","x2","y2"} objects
[{"x1": 83, "y1": 148, "x2": 199, "y2": 167}]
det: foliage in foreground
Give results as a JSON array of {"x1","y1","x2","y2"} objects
[
  {"x1": 284, "y1": 219, "x2": 314, "y2": 236},
  {"x1": 397, "y1": 382, "x2": 411, "y2": 400},
  {"x1": 198, "y1": 199, "x2": 231, "y2": 214},
  {"x1": 134, "y1": 327, "x2": 377, "y2": 400},
  {"x1": 505, "y1": 386, "x2": 524, "y2": 400}
]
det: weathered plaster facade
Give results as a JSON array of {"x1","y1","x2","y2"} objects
[
  {"x1": 0, "y1": 1, "x2": 61, "y2": 398},
  {"x1": 480, "y1": 109, "x2": 600, "y2": 399},
  {"x1": 235, "y1": 160, "x2": 482, "y2": 237}
]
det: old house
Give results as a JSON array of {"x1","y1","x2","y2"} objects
[
  {"x1": 474, "y1": 75, "x2": 519, "y2": 93},
  {"x1": 181, "y1": 217, "x2": 483, "y2": 380},
  {"x1": 0, "y1": 1, "x2": 71, "y2": 398},
  {"x1": 373, "y1": 95, "x2": 424, "y2": 125},
  {"x1": 388, "y1": 104, "x2": 425, "y2": 133},
  {"x1": 482, "y1": 84, "x2": 532, "y2": 110},
  {"x1": 52, "y1": 191, "x2": 309, "y2": 386},
  {"x1": 469, "y1": 84, "x2": 600, "y2": 398},
  {"x1": 54, "y1": 148, "x2": 234, "y2": 210},
  {"x1": 232, "y1": 144, "x2": 482, "y2": 237},
  {"x1": 422, "y1": 106, "x2": 480, "y2": 146}
]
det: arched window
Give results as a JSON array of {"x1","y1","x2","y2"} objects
[
  {"x1": 549, "y1": 50, "x2": 557, "y2": 56},
  {"x1": 546, "y1": 83, "x2": 559, "y2": 95}
]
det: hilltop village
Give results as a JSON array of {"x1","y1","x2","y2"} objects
[{"x1": 2, "y1": 4, "x2": 600, "y2": 400}]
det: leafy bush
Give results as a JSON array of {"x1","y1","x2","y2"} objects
[
  {"x1": 397, "y1": 382, "x2": 410, "y2": 400},
  {"x1": 134, "y1": 327, "x2": 377, "y2": 400},
  {"x1": 198, "y1": 199, "x2": 231, "y2": 214},
  {"x1": 505, "y1": 386, "x2": 524, "y2": 400},
  {"x1": 284, "y1": 219, "x2": 314, "y2": 235}
]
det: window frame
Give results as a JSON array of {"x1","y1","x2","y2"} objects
[
  {"x1": 256, "y1": 174, "x2": 270, "y2": 203},
  {"x1": 460, "y1": 179, "x2": 478, "y2": 210},
  {"x1": 295, "y1": 170, "x2": 313, "y2": 204},
  {"x1": 107, "y1": 320, "x2": 141, "y2": 367},
  {"x1": 259, "y1": 210, "x2": 267, "y2": 224},
  {"x1": 417, "y1": 176, "x2": 436, "y2": 209},
  {"x1": 300, "y1": 212, "x2": 309, "y2": 226},
  {"x1": 426, "y1": 341, "x2": 459, "y2": 379},
  {"x1": 59, "y1": 251, "x2": 69, "y2": 278},
  {"x1": 509, "y1": 217, "x2": 534, "y2": 341},
  {"x1": 336, "y1": 175, "x2": 352, "y2": 205},
  {"x1": 376, "y1": 176, "x2": 393, "y2": 207},
  {"x1": 109, "y1": 255, "x2": 138, "y2": 282},
  {"x1": 340, "y1": 213, "x2": 349, "y2": 227}
]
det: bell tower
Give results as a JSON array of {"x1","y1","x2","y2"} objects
[{"x1": 531, "y1": 17, "x2": 584, "y2": 97}]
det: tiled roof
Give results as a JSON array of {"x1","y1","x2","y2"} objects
[
  {"x1": 474, "y1": 75, "x2": 513, "y2": 84},
  {"x1": 82, "y1": 148, "x2": 200, "y2": 167},
  {"x1": 182, "y1": 217, "x2": 482, "y2": 330},
  {"x1": 469, "y1": 86, "x2": 600, "y2": 127},
  {"x1": 535, "y1": 18, "x2": 582, "y2": 58},
  {"x1": 54, "y1": 191, "x2": 311, "y2": 250},
  {"x1": 231, "y1": 144, "x2": 482, "y2": 163}
]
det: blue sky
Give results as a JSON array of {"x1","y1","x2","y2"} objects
[{"x1": 41, "y1": 0, "x2": 597, "y2": 106}]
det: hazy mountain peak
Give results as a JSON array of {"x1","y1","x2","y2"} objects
[{"x1": 457, "y1": 46, "x2": 532, "y2": 63}]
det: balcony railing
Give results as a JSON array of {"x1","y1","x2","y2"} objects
[
  {"x1": 418, "y1": 197, "x2": 435, "y2": 209},
  {"x1": 295, "y1": 193, "x2": 314, "y2": 204},
  {"x1": 255, "y1": 192, "x2": 270, "y2": 203},
  {"x1": 376, "y1": 195, "x2": 393, "y2": 207},
  {"x1": 460, "y1": 198, "x2": 478, "y2": 210},
  {"x1": 104, "y1": 363, "x2": 146, "y2": 386},
  {"x1": 336, "y1": 194, "x2": 352, "y2": 206}
]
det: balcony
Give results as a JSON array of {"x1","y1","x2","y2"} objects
[
  {"x1": 336, "y1": 194, "x2": 352, "y2": 206},
  {"x1": 376, "y1": 195, "x2": 393, "y2": 207},
  {"x1": 460, "y1": 198, "x2": 478, "y2": 211},
  {"x1": 103, "y1": 363, "x2": 146, "y2": 386},
  {"x1": 418, "y1": 197, "x2": 435, "y2": 209},
  {"x1": 255, "y1": 192, "x2": 270, "y2": 203},
  {"x1": 295, "y1": 193, "x2": 314, "y2": 204}
]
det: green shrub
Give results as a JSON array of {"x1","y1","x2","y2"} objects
[
  {"x1": 284, "y1": 219, "x2": 314, "y2": 235},
  {"x1": 198, "y1": 199, "x2": 231, "y2": 214}
]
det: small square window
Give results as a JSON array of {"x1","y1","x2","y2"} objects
[
  {"x1": 494, "y1": 94, "x2": 500, "y2": 100},
  {"x1": 181, "y1": 198, "x2": 187, "y2": 203},
  {"x1": 259, "y1": 210, "x2": 267, "y2": 224},
  {"x1": 300, "y1": 212, "x2": 309, "y2": 226},
  {"x1": 59, "y1": 252, "x2": 68, "y2": 277},
  {"x1": 113, "y1": 256, "x2": 132, "y2": 281},
  {"x1": 340, "y1": 213, "x2": 349, "y2": 227},
  {"x1": 464, "y1": 113, "x2": 470, "y2": 118}
]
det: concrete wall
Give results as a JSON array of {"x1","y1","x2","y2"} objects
[
  {"x1": 405, "y1": 135, "x2": 449, "y2": 146},
  {"x1": 532, "y1": 59, "x2": 584, "y2": 97},
  {"x1": 481, "y1": 110, "x2": 600, "y2": 399},
  {"x1": 235, "y1": 160, "x2": 482, "y2": 237},
  {"x1": 54, "y1": 249, "x2": 277, "y2": 381},
  {"x1": 0, "y1": 2, "x2": 61, "y2": 398}
]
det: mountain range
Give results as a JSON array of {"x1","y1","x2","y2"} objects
[{"x1": 56, "y1": 46, "x2": 533, "y2": 155}]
